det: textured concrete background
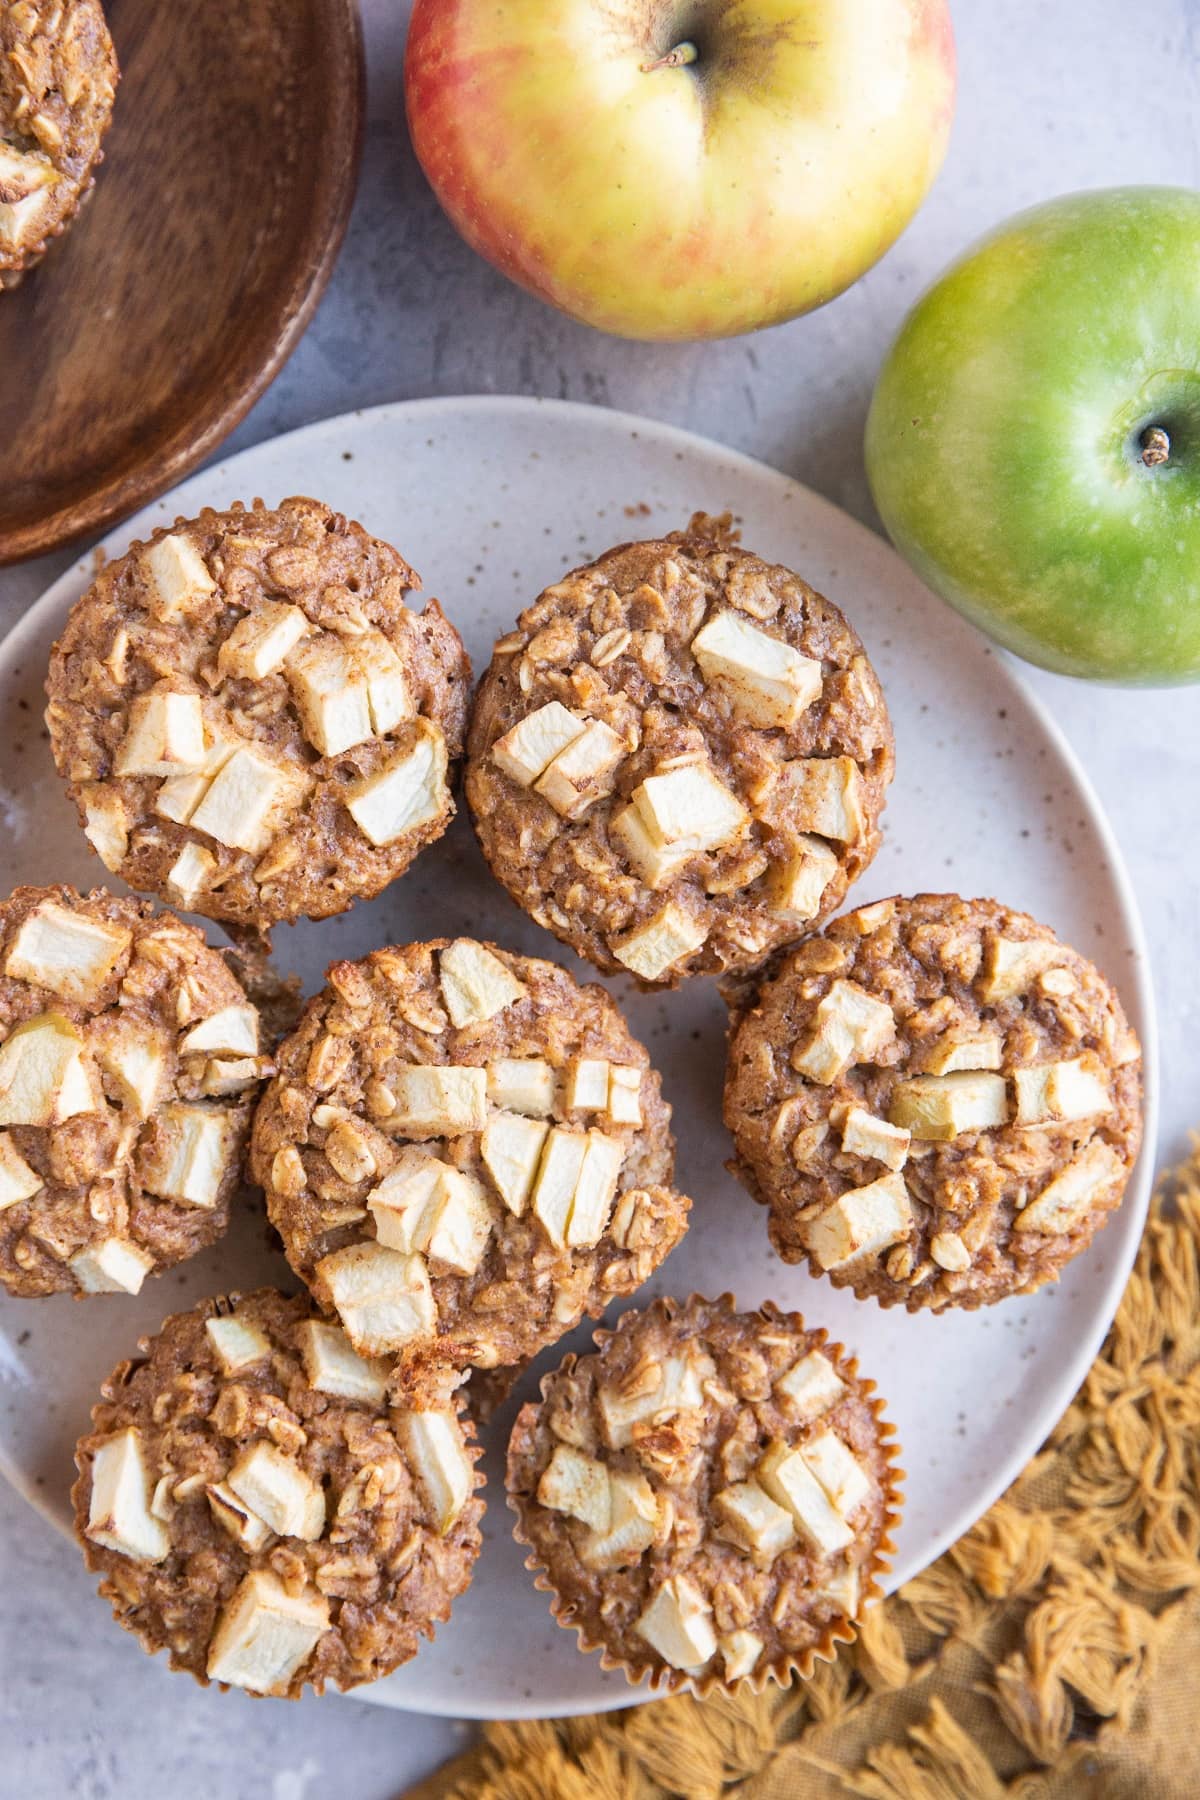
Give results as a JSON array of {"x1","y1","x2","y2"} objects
[{"x1": 1, "y1": 2, "x2": 1198, "y2": 1795}]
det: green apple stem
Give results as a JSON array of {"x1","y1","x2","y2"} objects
[
  {"x1": 1140, "y1": 425, "x2": 1170, "y2": 467},
  {"x1": 641, "y1": 42, "x2": 699, "y2": 73}
]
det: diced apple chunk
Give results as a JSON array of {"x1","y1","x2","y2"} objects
[
  {"x1": 285, "y1": 632, "x2": 372, "y2": 756},
  {"x1": 388, "y1": 1064, "x2": 487, "y2": 1136},
  {"x1": 764, "y1": 757, "x2": 865, "y2": 843},
  {"x1": 368, "y1": 1146, "x2": 445, "y2": 1252},
  {"x1": 80, "y1": 786, "x2": 130, "y2": 872},
  {"x1": 486, "y1": 1058, "x2": 556, "y2": 1117},
  {"x1": 296, "y1": 1319, "x2": 389, "y2": 1404},
  {"x1": 1014, "y1": 1138, "x2": 1126, "y2": 1235},
  {"x1": 205, "y1": 1314, "x2": 271, "y2": 1374},
  {"x1": 0, "y1": 186, "x2": 52, "y2": 251},
  {"x1": 165, "y1": 843, "x2": 219, "y2": 907},
  {"x1": 142, "y1": 1104, "x2": 234, "y2": 1208},
  {"x1": 0, "y1": 1012, "x2": 96, "y2": 1127},
  {"x1": 1013, "y1": 1058, "x2": 1111, "y2": 1126},
  {"x1": 613, "y1": 903, "x2": 708, "y2": 981},
  {"x1": 598, "y1": 1347, "x2": 715, "y2": 1449},
  {"x1": 115, "y1": 690, "x2": 207, "y2": 779},
  {"x1": 179, "y1": 1004, "x2": 259, "y2": 1058},
  {"x1": 227, "y1": 1442, "x2": 325, "y2": 1541},
  {"x1": 207, "y1": 1482, "x2": 276, "y2": 1553},
  {"x1": 610, "y1": 801, "x2": 691, "y2": 889},
  {"x1": 355, "y1": 632, "x2": 413, "y2": 735},
  {"x1": 0, "y1": 1132, "x2": 42, "y2": 1210},
  {"x1": 345, "y1": 722, "x2": 448, "y2": 846},
  {"x1": 480, "y1": 1110, "x2": 548, "y2": 1216},
  {"x1": 537, "y1": 1444, "x2": 611, "y2": 1532},
  {"x1": 806, "y1": 1173, "x2": 912, "y2": 1272},
  {"x1": 154, "y1": 730, "x2": 237, "y2": 827},
  {"x1": 401, "y1": 1412, "x2": 474, "y2": 1532},
  {"x1": 5, "y1": 902, "x2": 132, "y2": 1003},
  {"x1": 142, "y1": 534, "x2": 216, "y2": 623},
  {"x1": 978, "y1": 936, "x2": 1066, "y2": 1003},
  {"x1": 775, "y1": 1351, "x2": 845, "y2": 1422},
  {"x1": 491, "y1": 702, "x2": 586, "y2": 787},
  {"x1": 190, "y1": 747, "x2": 310, "y2": 856},
  {"x1": 630, "y1": 763, "x2": 748, "y2": 856},
  {"x1": 713, "y1": 1481, "x2": 797, "y2": 1560},
  {"x1": 0, "y1": 142, "x2": 55, "y2": 199},
  {"x1": 86, "y1": 1428, "x2": 170, "y2": 1563},
  {"x1": 565, "y1": 1057, "x2": 610, "y2": 1112},
  {"x1": 817, "y1": 1565, "x2": 861, "y2": 1617},
  {"x1": 888, "y1": 1071, "x2": 1008, "y2": 1140},
  {"x1": 438, "y1": 940, "x2": 525, "y2": 1028},
  {"x1": 792, "y1": 980, "x2": 896, "y2": 1084},
  {"x1": 767, "y1": 834, "x2": 840, "y2": 922},
  {"x1": 566, "y1": 1130, "x2": 624, "y2": 1247},
  {"x1": 423, "y1": 1168, "x2": 493, "y2": 1275},
  {"x1": 70, "y1": 1236, "x2": 155, "y2": 1295},
  {"x1": 218, "y1": 601, "x2": 312, "y2": 681},
  {"x1": 721, "y1": 1629, "x2": 765, "y2": 1682},
  {"x1": 530, "y1": 1127, "x2": 589, "y2": 1248},
  {"x1": 317, "y1": 1242, "x2": 436, "y2": 1357},
  {"x1": 635, "y1": 1575, "x2": 717, "y2": 1671},
  {"x1": 758, "y1": 1441, "x2": 853, "y2": 1556},
  {"x1": 802, "y1": 1430, "x2": 871, "y2": 1519},
  {"x1": 534, "y1": 719, "x2": 625, "y2": 819},
  {"x1": 840, "y1": 1106, "x2": 910, "y2": 1171},
  {"x1": 924, "y1": 1028, "x2": 1004, "y2": 1075},
  {"x1": 580, "y1": 1468, "x2": 660, "y2": 1570},
  {"x1": 607, "y1": 1064, "x2": 643, "y2": 1125},
  {"x1": 207, "y1": 1570, "x2": 330, "y2": 1695},
  {"x1": 692, "y1": 609, "x2": 823, "y2": 729}
]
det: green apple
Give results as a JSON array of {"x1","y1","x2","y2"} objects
[
  {"x1": 405, "y1": 0, "x2": 955, "y2": 342},
  {"x1": 866, "y1": 186, "x2": 1200, "y2": 684}
]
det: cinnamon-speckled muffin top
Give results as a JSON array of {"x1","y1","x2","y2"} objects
[
  {"x1": 466, "y1": 515, "x2": 893, "y2": 987},
  {"x1": 724, "y1": 894, "x2": 1143, "y2": 1312},
  {"x1": 251, "y1": 938, "x2": 688, "y2": 1408},
  {"x1": 72, "y1": 1288, "x2": 485, "y2": 1698},
  {"x1": 46, "y1": 497, "x2": 470, "y2": 933},
  {"x1": 507, "y1": 1295, "x2": 900, "y2": 1694},
  {"x1": 0, "y1": 883, "x2": 263, "y2": 1298},
  {"x1": 0, "y1": 0, "x2": 118, "y2": 285}
]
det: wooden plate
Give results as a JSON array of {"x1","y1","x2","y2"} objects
[{"x1": 0, "y1": 0, "x2": 364, "y2": 567}]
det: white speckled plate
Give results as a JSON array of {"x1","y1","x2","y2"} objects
[{"x1": 0, "y1": 397, "x2": 1156, "y2": 1720}]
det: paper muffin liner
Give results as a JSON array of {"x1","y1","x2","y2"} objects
[
  {"x1": 70, "y1": 1286, "x2": 488, "y2": 1698},
  {"x1": 508, "y1": 1290, "x2": 904, "y2": 1700}
]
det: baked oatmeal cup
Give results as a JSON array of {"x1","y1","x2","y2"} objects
[
  {"x1": 0, "y1": 0, "x2": 117, "y2": 286},
  {"x1": 46, "y1": 497, "x2": 471, "y2": 935},
  {"x1": 724, "y1": 894, "x2": 1144, "y2": 1312},
  {"x1": 507, "y1": 1294, "x2": 900, "y2": 1694},
  {"x1": 466, "y1": 515, "x2": 893, "y2": 987},
  {"x1": 73, "y1": 1289, "x2": 484, "y2": 1697},
  {"x1": 0, "y1": 884, "x2": 266, "y2": 1298},
  {"x1": 252, "y1": 938, "x2": 689, "y2": 1406}
]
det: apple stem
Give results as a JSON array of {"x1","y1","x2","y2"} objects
[
  {"x1": 1140, "y1": 425, "x2": 1170, "y2": 467},
  {"x1": 641, "y1": 42, "x2": 699, "y2": 73}
]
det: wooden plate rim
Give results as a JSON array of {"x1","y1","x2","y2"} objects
[{"x1": 0, "y1": 0, "x2": 366, "y2": 570}]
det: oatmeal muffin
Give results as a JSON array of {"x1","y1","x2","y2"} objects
[
  {"x1": 46, "y1": 498, "x2": 471, "y2": 934},
  {"x1": 72, "y1": 1289, "x2": 484, "y2": 1697},
  {"x1": 507, "y1": 1295, "x2": 900, "y2": 1694},
  {"x1": 0, "y1": 0, "x2": 117, "y2": 287},
  {"x1": 252, "y1": 938, "x2": 688, "y2": 1405},
  {"x1": 0, "y1": 884, "x2": 266, "y2": 1298},
  {"x1": 466, "y1": 516, "x2": 893, "y2": 987},
  {"x1": 724, "y1": 895, "x2": 1144, "y2": 1312}
]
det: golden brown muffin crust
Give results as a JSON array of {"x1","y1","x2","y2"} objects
[
  {"x1": 72, "y1": 1289, "x2": 485, "y2": 1697},
  {"x1": 466, "y1": 515, "x2": 893, "y2": 986},
  {"x1": 725, "y1": 894, "x2": 1144, "y2": 1312},
  {"x1": 46, "y1": 497, "x2": 471, "y2": 932}
]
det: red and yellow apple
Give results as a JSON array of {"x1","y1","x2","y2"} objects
[{"x1": 405, "y1": 0, "x2": 956, "y2": 342}]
